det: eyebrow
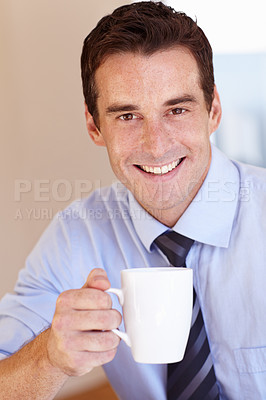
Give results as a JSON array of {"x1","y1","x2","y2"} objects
[
  {"x1": 105, "y1": 95, "x2": 197, "y2": 115},
  {"x1": 106, "y1": 104, "x2": 140, "y2": 114},
  {"x1": 163, "y1": 95, "x2": 197, "y2": 107}
]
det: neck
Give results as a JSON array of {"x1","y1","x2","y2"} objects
[{"x1": 145, "y1": 197, "x2": 192, "y2": 228}]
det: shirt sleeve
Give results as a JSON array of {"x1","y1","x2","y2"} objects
[
  {"x1": 0, "y1": 212, "x2": 75, "y2": 357},
  {"x1": 0, "y1": 316, "x2": 38, "y2": 359}
]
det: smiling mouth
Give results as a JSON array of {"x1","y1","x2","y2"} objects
[{"x1": 136, "y1": 158, "x2": 184, "y2": 175}]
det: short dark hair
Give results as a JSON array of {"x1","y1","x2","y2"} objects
[{"x1": 81, "y1": 1, "x2": 215, "y2": 126}]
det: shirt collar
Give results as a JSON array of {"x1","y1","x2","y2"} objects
[{"x1": 129, "y1": 145, "x2": 240, "y2": 251}]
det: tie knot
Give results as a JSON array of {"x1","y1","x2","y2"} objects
[{"x1": 154, "y1": 230, "x2": 194, "y2": 267}]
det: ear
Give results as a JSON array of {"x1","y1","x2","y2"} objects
[
  {"x1": 208, "y1": 85, "x2": 222, "y2": 135},
  {"x1": 84, "y1": 103, "x2": 106, "y2": 147}
]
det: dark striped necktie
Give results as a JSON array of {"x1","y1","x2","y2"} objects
[{"x1": 154, "y1": 230, "x2": 219, "y2": 400}]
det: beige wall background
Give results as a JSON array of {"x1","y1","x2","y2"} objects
[{"x1": 0, "y1": 0, "x2": 128, "y2": 397}]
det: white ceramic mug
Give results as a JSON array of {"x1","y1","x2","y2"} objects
[{"x1": 107, "y1": 267, "x2": 193, "y2": 364}]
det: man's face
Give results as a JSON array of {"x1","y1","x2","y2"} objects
[{"x1": 86, "y1": 47, "x2": 221, "y2": 226}]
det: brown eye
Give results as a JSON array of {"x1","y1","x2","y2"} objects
[
  {"x1": 119, "y1": 113, "x2": 135, "y2": 121},
  {"x1": 171, "y1": 108, "x2": 184, "y2": 115},
  {"x1": 118, "y1": 113, "x2": 140, "y2": 121}
]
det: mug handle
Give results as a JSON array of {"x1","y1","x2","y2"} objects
[{"x1": 106, "y1": 288, "x2": 131, "y2": 347}]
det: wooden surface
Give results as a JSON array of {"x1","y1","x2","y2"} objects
[{"x1": 60, "y1": 382, "x2": 119, "y2": 400}]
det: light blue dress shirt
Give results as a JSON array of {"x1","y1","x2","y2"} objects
[{"x1": 0, "y1": 145, "x2": 266, "y2": 399}]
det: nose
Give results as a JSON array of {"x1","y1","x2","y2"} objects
[{"x1": 140, "y1": 119, "x2": 172, "y2": 159}]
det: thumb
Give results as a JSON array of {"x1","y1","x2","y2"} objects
[{"x1": 83, "y1": 268, "x2": 111, "y2": 291}]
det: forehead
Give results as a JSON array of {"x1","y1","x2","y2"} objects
[{"x1": 95, "y1": 47, "x2": 202, "y2": 105}]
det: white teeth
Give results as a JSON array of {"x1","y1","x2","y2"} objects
[
  {"x1": 161, "y1": 165, "x2": 168, "y2": 174},
  {"x1": 154, "y1": 167, "x2": 161, "y2": 174},
  {"x1": 140, "y1": 159, "x2": 183, "y2": 175}
]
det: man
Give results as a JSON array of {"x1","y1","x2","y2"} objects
[{"x1": 0, "y1": 2, "x2": 266, "y2": 399}]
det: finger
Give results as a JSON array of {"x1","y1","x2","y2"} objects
[
  {"x1": 83, "y1": 268, "x2": 111, "y2": 291},
  {"x1": 56, "y1": 288, "x2": 112, "y2": 311},
  {"x1": 86, "y1": 348, "x2": 117, "y2": 368},
  {"x1": 53, "y1": 309, "x2": 122, "y2": 332},
  {"x1": 62, "y1": 348, "x2": 118, "y2": 376},
  {"x1": 66, "y1": 331, "x2": 121, "y2": 353}
]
